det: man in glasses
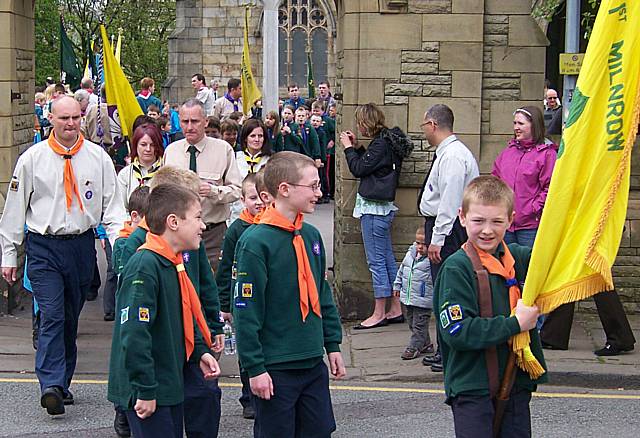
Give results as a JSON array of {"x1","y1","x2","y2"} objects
[{"x1": 544, "y1": 88, "x2": 562, "y2": 134}]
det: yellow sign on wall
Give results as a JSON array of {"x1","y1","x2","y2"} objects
[{"x1": 559, "y1": 53, "x2": 585, "y2": 75}]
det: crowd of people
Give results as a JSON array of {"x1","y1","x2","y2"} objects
[{"x1": 3, "y1": 74, "x2": 634, "y2": 438}]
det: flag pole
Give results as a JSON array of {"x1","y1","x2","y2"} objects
[{"x1": 492, "y1": 351, "x2": 517, "y2": 437}]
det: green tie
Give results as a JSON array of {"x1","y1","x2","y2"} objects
[{"x1": 188, "y1": 145, "x2": 197, "y2": 172}]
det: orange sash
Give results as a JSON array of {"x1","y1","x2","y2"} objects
[
  {"x1": 139, "y1": 232, "x2": 212, "y2": 360},
  {"x1": 463, "y1": 241, "x2": 521, "y2": 311},
  {"x1": 259, "y1": 206, "x2": 321, "y2": 321},
  {"x1": 238, "y1": 208, "x2": 256, "y2": 225},
  {"x1": 118, "y1": 221, "x2": 134, "y2": 238},
  {"x1": 47, "y1": 132, "x2": 85, "y2": 212}
]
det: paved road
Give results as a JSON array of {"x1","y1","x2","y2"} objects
[{"x1": 1, "y1": 377, "x2": 638, "y2": 437}]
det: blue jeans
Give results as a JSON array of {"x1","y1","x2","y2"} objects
[
  {"x1": 504, "y1": 229, "x2": 538, "y2": 248},
  {"x1": 361, "y1": 212, "x2": 397, "y2": 299}
]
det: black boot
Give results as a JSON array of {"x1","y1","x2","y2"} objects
[{"x1": 114, "y1": 409, "x2": 131, "y2": 437}]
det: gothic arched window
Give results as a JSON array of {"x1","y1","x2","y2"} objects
[{"x1": 278, "y1": 0, "x2": 330, "y2": 90}]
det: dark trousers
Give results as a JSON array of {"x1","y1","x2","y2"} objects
[
  {"x1": 239, "y1": 365, "x2": 253, "y2": 409},
  {"x1": 423, "y1": 216, "x2": 467, "y2": 281},
  {"x1": 26, "y1": 230, "x2": 95, "y2": 392},
  {"x1": 327, "y1": 153, "x2": 335, "y2": 198},
  {"x1": 102, "y1": 239, "x2": 118, "y2": 315},
  {"x1": 202, "y1": 222, "x2": 227, "y2": 273},
  {"x1": 319, "y1": 164, "x2": 329, "y2": 199},
  {"x1": 451, "y1": 390, "x2": 532, "y2": 438},
  {"x1": 126, "y1": 404, "x2": 183, "y2": 438},
  {"x1": 183, "y1": 361, "x2": 222, "y2": 438},
  {"x1": 541, "y1": 290, "x2": 636, "y2": 350},
  {"x1": 253, "y1": 362, "x2": 336, "y2": 438}
]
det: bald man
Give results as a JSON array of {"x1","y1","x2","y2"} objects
[{"x1": 0, "y1": 96, "x2": 125, "y2": 416}]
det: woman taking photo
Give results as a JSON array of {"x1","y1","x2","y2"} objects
[
  {"x1": 340, "y1": 103, "x2": 413, "y2": 329},
  {"x1": 492, "y1": 105, "x2": 557, "y2": 248},
  {"x1": 117, "y1": 123, "x2": 164, "y2": 209}
]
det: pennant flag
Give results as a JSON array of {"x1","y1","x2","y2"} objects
[
  {"x1": 99, "y1": 25, "x2": 143, "y2": 138},
  {"x1": 307, "y1": 52, "x2": 315, "y2": 99},
  {"x1": 59, "y1": 16, "x2": 82, "y2": 90},
  {"x1": 241, "y1": 6, "x2": 261, "y2": 115},
  {"x1": 513, "y1": 0, "x2": 640, "y2": 378},
  {"x1": 84, "y1": 40, "x2": 97, "y2": 80},
  {"x1": 115, "y1": 29, "x2": 122, "y2": 64}
]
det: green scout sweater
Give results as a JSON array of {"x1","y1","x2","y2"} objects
[
  {"x1": 282, "y1": 122, "x2": 304, "y2": 153},
  {"x1": 322, "y1": 116, "x2": 336, "y2": 155},
  {"x1": 433, "y1": 243, "x2": 547, "y2": 400},
  {"x1": 298, "y1": 121, "x2": 321, "y2": 160},
  {"x1": 215, "y1": 217, "x2": 253, "y2": 313},
  {"x1": 314, "y1": 126, "x2": 328, "y2": 161},
  {"x1": 267, "y1": 130, "x2": 284, "y2": 153},
  {"x1": 233, "y1": 223, "x2": 342, "y2": 377},
  {"x1": 112, "y1": 236, "x2": 128, "y2": 275},
  {"x1": 107, "y1": 250, "x2": 209, "y2": 408},
  {"x1": 120, "y1": 227, "x2": 224, "y2": 337}
]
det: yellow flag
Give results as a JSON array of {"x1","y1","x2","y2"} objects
[
  {"x1": 99, "y1": 25, "x2": 142, "y2": 138},
  {"x1": 513, "y1": 0, "x2": 640, "y2": 378},
  {"x1": 84, "y1": 41, "x2": 94, "y2": 79},
  {"x1": 115, "y1": 30, "x2": 122, "y2": 64},
  {"x1": 241, "y1": 6, "x2": 261, "y2": 115}
]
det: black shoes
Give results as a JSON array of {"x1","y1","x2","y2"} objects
[
  {"x1": 541, "y1": 341, "x2": 568, "y2": 351},
  {"x1": 114, "y1": 409, "x2": 131, "y2": 437},
  {"x1": 422, "y1": 353, "x2": 441, "y2": 366},
  {"x1": 32, "y1": 329, "x2": 38, "y2": 351},
  {"x1": 385, "y1": 314, "x2": 405, "y2": 324},
  {"x1": 430, "y1": 362, "x2": 443, "y2": 372},
  {"x1": 242, "y1": 405, "x2": 256, "y2": 419},
  {"x1": 104, "y1": 313, "x2": 115, "y2": 321},
  {"x1": 40, "y1": 386, "x2": 65, "y2": 415},
  {"x1": 594, "y1": 343, "x2": 634, "y2": 356},
  {"x1": 63, "y1": 390, "x2": 74, "y2": 405},
  {"x1": 353, "y1": 319, "x2": 388, "y2": 330},
  {"x1": 86, "y1": 292, "x2": 98, "y2": 302}
]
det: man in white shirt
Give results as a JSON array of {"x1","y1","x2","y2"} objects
[
  {"x1": 192, "y1": 73, "x2": 215, "y2": 116},
  {"x1": 0, "y1": 96, "x2": 125, "y2": 416}
]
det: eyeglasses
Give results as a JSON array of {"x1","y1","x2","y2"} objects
[
  {"x1": 547, "y1": 96, "x2": 558, "y2": 100},
  {"x1": 420, "y1": 120, "x2": 436, "y2": 128},
  {"x1": 289, "y1": 182, "x2": 322, "y2": 192}
]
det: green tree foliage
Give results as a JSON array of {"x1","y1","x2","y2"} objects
[{"x1": 35, "y1": 0, "x2": 175, "y2": 92}]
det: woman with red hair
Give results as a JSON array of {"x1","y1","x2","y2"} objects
[{"x1": 117, "y1": 123, "x2": 164, "y2": 209}]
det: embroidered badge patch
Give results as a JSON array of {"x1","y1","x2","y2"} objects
[
  {"x1": 448, "y1": 304, "x2": 463, "y2": 321},
  {"x1": 312, "y1": 241, "x2": 321, "y2": 256},
  {"x1": 231, "y1": 265, "x2": 237, "y2": 280},
  {"x1": 9, "y1": 178, "x2": 19, "y2": 192},
  {"x1": 85, "y1": 190, "x2": 93, "y2": 200},
  {"x1": 120, "y1": 307, "x2": 129, "y2": 324},
  {"x1": 138, "y1": 307, "x2": 150, "y2": 322},
  {"x1": 440, "y1": 309, "x2": 450, "y2": 329},
  {"x1": 182, "y1": 251, "x2": 190, "y2": 263},
  {"x1": 242, "y1": 283, "x2": 253, "y2": 298},
  {"x1": 449, "y1": 322, "x2": 462, "y2": 336},
  {"x1": 233, "y1": 283, "x2": 239, "y2": 299},
  {"x1": 235, "y1": 301, "x2": 247, "y2": 308}
]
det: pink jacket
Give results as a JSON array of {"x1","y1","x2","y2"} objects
[{"x1": 492, "y1": 139, "x2": 557, "y2": 231}]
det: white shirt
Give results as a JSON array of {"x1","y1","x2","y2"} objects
[
  {"x1": 212, "y1": 96, "x2": 244, "y2": 120},
  {"x1": 419, "y1": 135, "x2": 479, "y2": 246},
  {"x1": 196, "y1": 87, "x2": 215, "y2": 116},
  {"x1": 0, "y1": 138, "x2": 126, "y2": 267}
]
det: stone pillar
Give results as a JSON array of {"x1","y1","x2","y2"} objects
[
  {"x1": 0, "y1": 0, "x2": 35, "y2": 209},
  {"x1": 262, "y1": 0, "x2": 279, "y2": 115}
]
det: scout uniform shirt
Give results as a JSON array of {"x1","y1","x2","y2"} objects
[
  {"x1": 107, "y1": 249, "x2": 210, "y2": 408},
  {"x1": 232, "y1": 222, "x2": 342, "y2": 378},
  {"x1": 119, "y1": 226, "x2": 224, "y2": 337},
  {"x1": 0, "y1": 138, "x2": 125, "y2": 266},
  {"x1": 433, "y1": 243, "x2": 547, "y2": 400}
]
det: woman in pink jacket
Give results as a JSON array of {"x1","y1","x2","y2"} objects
[{"x1": 492, "y1": 105, "x2": 557, "y2": 248}]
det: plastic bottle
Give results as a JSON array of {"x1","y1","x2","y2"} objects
[{"x1": 223, "y1": 322, "x2": 236, "y2": 355}]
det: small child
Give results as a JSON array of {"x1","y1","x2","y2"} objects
[
  {"x1": 206, "y1": 115, "x2": 221, "y2": 139},
  {"x1": 434, "y1": 175, "x2": 545, "y2": 437},
  {"x1": 309, "y1": 113, "x2": 329, "y2": 204},
  {"x1": 216, "y1": 173, "x2": 264, "y2": 419},
  {"x1": 157, "y1": 116, "x2": 171, "y2": 149},
  {"x1": 108, "y1": 184, "x2": 220, "y2": 438},
  {"x1": 294, "y1": 107, "x2": 322, "y2": 166},
  {"x1": 234, "y1": 151, "x2": 345, "y2": 436},
  {"x1": 394, "y1": 227, "x2": 434, "y2": 360},
  {"x1": 113, "y1": 186, "x2": 150, "y2": 276},
  {"x1": 280, "y1": 105, "x2": 303, "y2": 154},
  {"x1": 146, "y1": 104, "x2": 160, "y2": 119},
  {"x1": 221, "y1": 119, "x2": 240, "y2": 151},
  {"x1": 264, "y1": 110, "x2": 284, "y2": 152},
  {"x1": 312, "y1": 101, "x2": 336, "y2": 200}
]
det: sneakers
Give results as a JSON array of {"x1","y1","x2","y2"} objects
[
  {"x1": 422, "y1": 353, "x2": 441, "y2": 366},
  {"x1": 594, "y1": 343, "x2": 634, "y2": 357},
  {"x1": 430, "y1": 362, "x2": 443, "y2": 372},
  {"x1": 401, "y1": 347, "x2": 420, "y2": 360},
  {"x1": 421, "y1": 344, "x2": 435, "y2": 355}
]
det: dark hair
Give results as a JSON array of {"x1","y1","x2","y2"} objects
[
  {"x1": 228, "y1": 78, "x2": 241, "y2": 90},
  {"x1": 318, "y1": 81, "x2": 330, "y2": 88},
  {"x1": 130, "y1": 124, "x2": 164, "y2": 161},
  {"x1": 157, "y1": 115, "x2": 170, "y2": 128},
  {"x1": 228, "y1": 111, "x2": 244, "y2": 121},
  {"x1": 192, "y1": 73, "x2": 205, "y2": 83},
  {"x1": 145, "y1": 184, "x2": 200, "y2": 235},
  {"x1": 147, "y1": 104, "x2": 160, "y2": 114},
  {"x1": 240, "y1": 118, "x2": 271, "y2": 156},
  {"x1": 132, "y1": 115, "x2": 158, "y2": 133},
  {"x1": 221, "y1": 119, "x2": 239, "y2": 134},
  {"x1": 425, "y1": 104, "x2": 454, "y2": 131},
  {"x1": 288, "y1": 83, "x2": 299, "y2": 90},
  {"x1": 54, "y1": 83, "x2": 66, "y2": 94},
  {"x1": 514, "y1": 106, "x2": 546, "y2": 145},
  {"x1": 263, "y1": 151, "x2": 316, "y2": 197},
  {"x1": 127, "y1": 185, "x2": 150, "y2": 216},
  {"x1": 311, "y1": 100, "x2": 326, "y2": 111},
  {"x1": 206, "y1": 116, "x2": 221, "y2": 130},
  {"x1": 265, "y1": 110, "x2": 281, "y2": 130}
]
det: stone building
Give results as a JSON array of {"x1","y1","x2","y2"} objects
[{"x1": 0, "y1": 0, "x2": 638, "y2": 316}]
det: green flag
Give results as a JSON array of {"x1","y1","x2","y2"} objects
[
  {"x1": 60, "y1": 16, "x2": 81, "y2": 90},
  {"x1": 307, "y1": 52, "x2": 315, "y2": 98}
]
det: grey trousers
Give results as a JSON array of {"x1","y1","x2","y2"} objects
[
  {"x1": 404, "y1": 305, "x2": 432, "y2": 350},
  {"x1": 202, "y1": 222, "x2": 227, "y2": 273}
]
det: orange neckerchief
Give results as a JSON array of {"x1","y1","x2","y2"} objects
[
  {"x1": 139, "y1": 232, "x2": 212, "y2": 360},
  {"x1": 253, "y1": 210, "x2": 263, "y2": 223},
  {"x1": 138, "y1": 217, "x2": 149, "y2": 231},
  {"x1": 118, "y1": 221, "x2": 134, "y2": 238},
  {"x1": 238, "y1": 208, "x2": 256, "y2": 225},
  {"x1": 259, "y1": 205, "x2": 321, "y2": 321},
  {"x1": 463, "y1": 241, "x2": 521, "y2": 310},
  {"x1": 47, "y1": 132, "x2": 85, "y2": 212}
]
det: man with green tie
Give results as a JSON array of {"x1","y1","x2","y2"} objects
[{"x1": 164, "y1": 98, "x2": 242, "y2": 271}]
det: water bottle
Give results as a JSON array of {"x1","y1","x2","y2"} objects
[{"x1": 223, "y1": 322, "x2": 236, "y2": 355}]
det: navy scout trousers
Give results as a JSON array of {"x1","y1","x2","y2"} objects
[
  {"x1": 183, "y1": 361, "x2": 222, "y2": 437},
  {"x1": 126, "y1": 403, "x2": 183, "y2": 438}
]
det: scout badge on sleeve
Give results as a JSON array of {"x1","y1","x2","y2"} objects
[
  {"x1": 448, "y1": 304, "x2": 463, "y2": 321},
  {"x1": 242, "y1": 283, "x2": 253, "y2": 298},
  {"x1": 440, "y1": 309, "x2": 450, "y2": 329},
  {"x1": 138, "y1": 307, "x2": 150, "y2": 322}
]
